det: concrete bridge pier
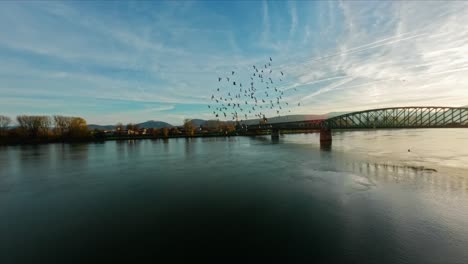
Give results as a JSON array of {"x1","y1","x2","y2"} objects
[
  {"x1": 271, "y1": 129, "x2": 280, "y2": 139},
  {"x1": 320, "y1": 128, "x2": 332, "y2": 148}
]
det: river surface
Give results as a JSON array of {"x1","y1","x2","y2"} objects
[{"x1": 1, "y1": 129, "x2": 468, "y2": 262}]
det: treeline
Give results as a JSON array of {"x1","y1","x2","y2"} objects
[
  {"x1": 0, "y1": 115, "x2": 244, "y2": 145},
  {"x1": 0, "y1": 115, "x2": 92, "y2": 145},
  {"x1": 107, "y1": 119, "x2": 237, "y2": 138}
]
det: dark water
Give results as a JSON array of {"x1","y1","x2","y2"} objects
[{"x1": 1, "y1": 129, "x2": 468, "y2": 262}]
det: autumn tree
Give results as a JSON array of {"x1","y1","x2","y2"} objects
[
  {"x1": 170, "y1": 127, "x2": 180, "y2": 136},
  {"x1": 161, "y1": 127, "x2": 169, "y2": 138},
  {"x1": 151, "y1": 128, "x2": 160, "y2": 137},
  {"x1": 53, "y1": 116, "x2": 89, "y2": 138},
  {"x1": 69, "y1": 117, "x2": 88, "y2": 138},
  {"x1": 183, "y1": 119, "x2": 195, "y2": 137},
  {"x1": 220, "y1": 123, "x2": 235, "y2": 134}
]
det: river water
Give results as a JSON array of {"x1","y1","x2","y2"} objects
[{"x1": 1, "y1": 129, "x2": 468, "y2": 262}]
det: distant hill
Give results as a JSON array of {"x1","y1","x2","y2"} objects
[
  {"x1": 88, "y1": 120, "x2": 173, "y2": 130},
  {"x1": 138, "y1": 120, "x2": 173, "y2": 129}
]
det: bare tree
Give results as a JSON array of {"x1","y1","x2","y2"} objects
[
  {"x1": 0, "y1": 115, "x2": 12, "y2": 135},
  {"x1": 115, "y1": 122, "x2": 124, "y2": 135},
  {"x1": 16, "y1": 115, "x2": 51, "y2": 138},
  {"x1": 126, "y1": 123, "x2": 139, "y2": 135},
  {"x1": 54, "y1": 115, "x2": 72, "y2": 136}
]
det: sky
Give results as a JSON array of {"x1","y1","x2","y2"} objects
[{"x1": 0, "y1": 1, "x2": 467, "y2": 125}]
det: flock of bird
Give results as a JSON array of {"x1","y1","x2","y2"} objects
[{"x1": 208, "y1": 57, "x2": 301, "y2": 123}]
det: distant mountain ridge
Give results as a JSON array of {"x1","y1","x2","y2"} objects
[
  {"x1": 88, "y1": 112, "x2": 352, "y2": 130},
  {"x1": 138, "y1": 121, "x2": 173, "y2": 129},
  {"x1": 88, "y1": 120, "x2": 173, "y2": 130}
]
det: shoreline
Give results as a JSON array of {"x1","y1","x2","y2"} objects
[{"x1": 0, "y1": 130, "x2": 320, "y2": 146}]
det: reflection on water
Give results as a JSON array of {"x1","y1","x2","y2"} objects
[{"x1": 1, "y1": 129, "x2": 468, "y2": 262}]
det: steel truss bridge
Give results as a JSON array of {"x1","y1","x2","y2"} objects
[{"x1": 243, "y1": 106, "x2": 468, "y2": 144}]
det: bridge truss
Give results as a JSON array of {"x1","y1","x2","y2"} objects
[{"x1": 323, "y1": 107, "x2": 468, "y2": 129}]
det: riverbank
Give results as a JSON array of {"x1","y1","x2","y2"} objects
[{"x1": 0, "y1": 129, "x2": 320, "y2": 146}]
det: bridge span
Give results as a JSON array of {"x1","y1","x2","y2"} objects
[{"x1": 242, "y1": 106, "x2": 468, "y2": 146}]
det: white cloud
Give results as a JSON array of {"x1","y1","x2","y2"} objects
[
  {"x1": 272, "y1": 1, "x2": 468, "y2": 115},
  {"x1": 0, "y1": 1, "x2": 467, "y2": 123}
]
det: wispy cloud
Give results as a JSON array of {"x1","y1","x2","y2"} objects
[
  {"x1": 288, "y1": 1, "x2": 298, "y2": 37},
  {"x1": 260, "y1": 0, "x2": 271, "y2": 48},
  {"x1": 0, "y1": 1, "x2": 467, "y2": 124}
]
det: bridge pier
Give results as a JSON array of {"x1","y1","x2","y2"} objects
[
  {"x1": 320, "y1": 128, "x2": 332, "y2": 148},
  {"x1": 271, "y1": 129, "x2": 280, "y2": 139}
]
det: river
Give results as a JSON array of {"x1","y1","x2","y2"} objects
[{"x1": 1, "y1": 129, "x2": 468, "y2": 262}]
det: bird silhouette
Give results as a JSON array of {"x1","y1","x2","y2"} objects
[{"x1": 210, "y1": 57, "x2": 301, "y2": 121}]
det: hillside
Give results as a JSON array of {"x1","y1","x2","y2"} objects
[
  {"x1": 137, "y1": 120, "x2": 173, "y2": 129},
  {"x1": 88, "y1": 120, "x2": 174, "y2": 130}
]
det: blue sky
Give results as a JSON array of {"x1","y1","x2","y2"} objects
[{"x1": 1, "y1": 1, "x2": 467, "y2": 125}]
